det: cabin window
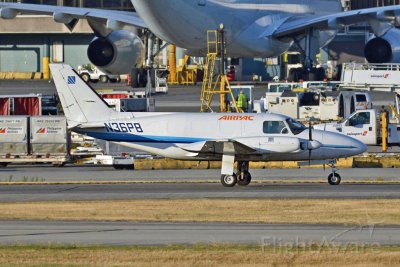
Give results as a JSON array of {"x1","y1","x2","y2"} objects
[
  {"x1": 348, "y1": 112, "x2": 370, "y2": 126},
  {"x1": 263, "y1": 121, "x2": 287, "y2": 134},
  {"x1": 356, "y1": 94, "x2": 367, "y2": 102},
  {"x1": 286, "y1": 118, "x2": 307, "y2": 135}
]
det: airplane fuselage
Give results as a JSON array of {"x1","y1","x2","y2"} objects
[
  {"x1": 75, "y1": 112, "x2": 366, "y2": 162},
  {"x1": 132, "y1": 0, "x2": 343, "y2": 57}
]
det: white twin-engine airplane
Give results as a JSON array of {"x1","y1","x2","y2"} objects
[
  {"x1": 2, "y1": 1, "x2": 400, "y2": 74},
  {"x1": 51, "y1": 64, "x2": 366, "y2": 187}
]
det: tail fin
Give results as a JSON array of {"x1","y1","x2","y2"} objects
[{"x1": 50, "y1": 64, "x2": 117, "y2": 128}]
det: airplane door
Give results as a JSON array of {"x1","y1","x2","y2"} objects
[{"x1": 342, "y1": 111, "x2": 376, "y2": 145}]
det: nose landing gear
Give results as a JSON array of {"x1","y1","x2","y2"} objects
[{"x1": 327, "y1": 160, "x2": 341, "y2": 185}]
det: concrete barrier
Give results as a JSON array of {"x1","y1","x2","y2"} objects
[
  {"x1": 0, "y1": 72, "x2": 43, "y2": 80},
  {"x1": 131, "y1": 156, "x2": 382, "y2": 170}
]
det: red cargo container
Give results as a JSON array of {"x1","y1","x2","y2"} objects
[
  {"x1": 0, "y1": 98, "x2": 10, "y2": 115},
  {"x1": 14, "y1": 97, "x2": 40, "y2": 116}
]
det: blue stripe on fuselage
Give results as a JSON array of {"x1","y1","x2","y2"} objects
[{"x1": 82, "y1": 132, "x2": 209, "y2": 143}]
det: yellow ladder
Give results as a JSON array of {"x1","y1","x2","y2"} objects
[{"x1": 200, "y1": 30, "x2": 239, "y2": 113}]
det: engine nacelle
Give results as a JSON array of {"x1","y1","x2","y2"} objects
[
  {"x1": 87, "y1": 30, "x2": 144, "y2": 74},
  {"x1": 364, "y1": 28, "x2": 400, "y2": 63}
]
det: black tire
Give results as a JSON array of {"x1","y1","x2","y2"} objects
[
  {"x1": 0, "y1": 163, "x2": 8, "y2": 168},
  {"x1": 131, "y1": 68, "x2": 139, "y2": 88},
  {"x1": 131, "y1": 68, "x2": 147, "y2": 88},
  {"x1": 139, "y1": 68, "x2": 147, "y2": 87},
  {"x1": 150, "y1": 69, "x2": 156, "y2": 88},
  {"x1": 81, "y1": 73, "x2": 90, "y2": 83},
  {"x1": 221, "y1": 174, "x2": 237, "y2": 187},
  {"x1": 237, "y1": 171, "x2": 252, "y2": 186},
  {"x1": 328, "y1": 173, "x2": 341, "y2": 185},
  {"x1": 99, "y1": 75, "x2": 109, "y2": 83}
]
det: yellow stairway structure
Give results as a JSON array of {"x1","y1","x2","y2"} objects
[{"x1": 200, "y1": 28, "x2": 239, "y2": 113}]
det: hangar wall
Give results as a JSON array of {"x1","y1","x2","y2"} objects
[{"x1": 0, "y1": 34, "x2": 93, "y2": 72}]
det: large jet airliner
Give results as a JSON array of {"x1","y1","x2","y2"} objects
[
  {"x1": 50, "y1": 64, "x2": 366, "y2": 187},
  {"x1": 1, "y1": 1, "x2": 400, "y2": 74}
]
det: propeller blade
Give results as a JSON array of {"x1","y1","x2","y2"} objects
[{"x1": 308, "y1": 119, "x2": 312, "y2": 165}]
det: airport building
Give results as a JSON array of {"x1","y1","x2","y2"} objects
[{"x1": 0, "y1": 0, "x2": 134, "y2": 76}]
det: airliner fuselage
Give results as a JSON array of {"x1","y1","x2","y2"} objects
[{"x1": 132, "y1": 0, "x2": 343, "y2": 56}]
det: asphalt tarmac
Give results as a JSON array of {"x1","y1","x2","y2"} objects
[
  {"x1": 1, "y1": 182, "x2": 400, "y2": 202},
  {"x1": 0, "y1": 221, "x2": 399, "y2": 246},
  {"x1": 1, "y1": 166, "x2": 400, "y2": 182}
]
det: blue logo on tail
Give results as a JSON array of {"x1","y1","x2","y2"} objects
[{"x1": 67, "y1": 76, "x2": 76, "y2": 84}]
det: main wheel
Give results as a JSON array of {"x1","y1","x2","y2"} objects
[
  {"x1": 81, "y1": 73, "x2": 90, "y2": 83},
  {"x1": 237, "y1": 171, "x2": 252, "y2": 186},
  {"x1": 328, "y1": 173, "x2": 341, "y2": 185},
  {"x1": 221, "y1": 174, "x2": 237, "y2": 187}
]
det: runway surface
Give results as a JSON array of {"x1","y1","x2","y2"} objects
[
  {"x1": 0, "y1": 220, "x2": 399, "y2": 246},
  {"x1": 1, "y1": 183, "x2": 400, "y2": 202},
  {"x1": 1, "y1": 166, "x2": 400, "y2": 182}
]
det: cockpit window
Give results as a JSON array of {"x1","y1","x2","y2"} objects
[
  {"x1": 263, "y1": 121, "x2": 288, "y2": 134},
  {"x1": 286, "y1": 118, "x2": 307, "y2": 135}
]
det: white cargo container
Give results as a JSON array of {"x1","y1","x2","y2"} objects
[
  {"x1": 30, "y1": 116, "x2": 69, "y2": 156},
  {"x1": 0, "y1": 116, "x2": 28, "y2": 156}
]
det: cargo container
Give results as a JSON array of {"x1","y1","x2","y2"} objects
[
  {"x1": 30, "y1": 116, "x2": 69, "y2": 156},
  {"x1": 0, "y1": 116, "x2": 69, "y2": 167},
  {"x1": 0, "y1": 116, "x2": 29, "y2": 156},
  {"x1": 0, "y1": 94, "x2": 59, "y2": 116}
]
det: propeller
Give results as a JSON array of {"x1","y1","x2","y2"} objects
[
  {"x1": 308, "y1": 118, "x2": 313, "y2": 165},
  {"x1": 307, "y1": 118, "x2": 322, "y2": 165}
]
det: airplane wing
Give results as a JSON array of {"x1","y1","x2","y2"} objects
[
  {"x1": 0, "y1": 3, "x2": 145, "y2": 34},
  {"x1": 177, "y1": 136, "x2": 302, "y2": 156},
  {"x1": 178, "y1": 140, "x2": 257, "y2": 156},
  {"x1": 272, "y1": 5, "x2": 400, "y2": 39}
]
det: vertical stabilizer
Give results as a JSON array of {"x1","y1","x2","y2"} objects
[{"x1": 50, "y1": 64, "x2": 118, "y2": 128}]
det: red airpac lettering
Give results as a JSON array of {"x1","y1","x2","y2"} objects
[{"x1": 218, "y1": 115, "x2": 254, "y2": 121}]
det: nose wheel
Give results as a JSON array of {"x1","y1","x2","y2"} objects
[
  {"x1": 328, "y1": 172, "x2": 341, "y2": 185},
  {"x1": 327, "y1": 160, "x2": 341, "y2": 185}
]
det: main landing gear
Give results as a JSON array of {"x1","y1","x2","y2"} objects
[
  {"x1": 327, "y1": 160, "x2": 341, "y2": 185},
  {"x1": 221, "y1": 161, "x2": 252, "y2": 187}
]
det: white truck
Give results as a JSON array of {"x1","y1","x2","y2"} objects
[
  {"x1": 77, "y1": 65, "x2": 120, "y2": 83},
  {"x1": 314, "y1": 109, "x2": 400, "y2": 145}
]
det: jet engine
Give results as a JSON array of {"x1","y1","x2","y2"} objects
[
  {"x1": 364, "y1": 28, "x2": 400, "y2": 63},
  {"x1": 87, "y1": 30, "x2": 144, "y2": 74}
]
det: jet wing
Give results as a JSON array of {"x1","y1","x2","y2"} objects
[
  {"x1": 0, "y1": 3, "x2": 145, "y2": 32},
  {"x1": 272, "y1": 6, "x2": 400, "y2": 39},
  {"x1": 177, "y1": 140, "x2": 257, "y2": 156}
]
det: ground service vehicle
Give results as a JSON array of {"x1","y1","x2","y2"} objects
[{"x1": 314, "y1": 109, "x2": 400, "y2": 145}]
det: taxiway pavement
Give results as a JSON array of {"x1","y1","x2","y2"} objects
[
  {"x1": 1, "y1": 183, "x2": 400, "y2": 202},
  {"x1": 1, "y1": 166, "x2": 400, "y2": 182},
  {"x1": 0, "y1": 220, "x2": 399, "y2": 246}
]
